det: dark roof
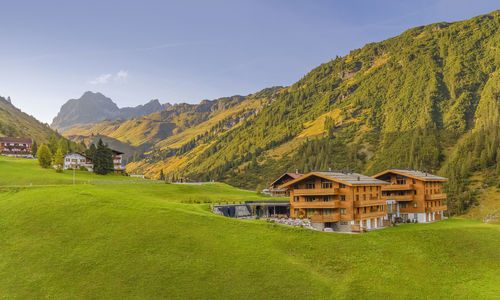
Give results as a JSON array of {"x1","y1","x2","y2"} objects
[
  {"x1": 373, "y1": 169, "x2": 447, "y2": 181},
  {"x1": 65, "y1": 152, "x2": 93, "y2": 161},
  {"x1": 111, "y1": 149, "x2": 124, "y2": 155},
  {"x1": 280, "y1": 171, "x2": 389, "y2": 188},
  {"x1": 269, "y1": 172, "x2": 303, "y2": 186},
  {"x1": 0, "y1": 137, "x2": 32, "y2": 144}
]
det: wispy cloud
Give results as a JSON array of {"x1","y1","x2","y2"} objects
[
  {"x1": 89, "y1": 73, "x2": 112, "y2": 84},
  {"x1": 89, "y1": 70, "x2": 129, "y2": 85}
]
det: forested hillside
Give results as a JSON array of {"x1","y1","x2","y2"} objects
[
  {"x1": 0, "y1": 96, "x2": 61, "y2": 144},
  {"x1": 66, "y1": 11, "x2": 499, "y2": 216}
]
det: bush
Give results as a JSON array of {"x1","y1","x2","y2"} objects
[{"x1": 55, "y1": 166, "x2": 63, "y2": 173}]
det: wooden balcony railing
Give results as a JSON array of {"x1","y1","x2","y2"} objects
[
  {"x1": 355, "y1": 210, "x2": 386, "y2": 220},
  {"x1": 354, "y1": 199, "x2": 386, "y2": 207},
  {"x1": 425, "y1": 193, "x2": 447, "y2": 201},
  {"x1": 292, "y1": 200, "x2": 341, "y2": 209},
  {"x1": 310, "y1": 214, "x2": 341, "y2": 223},
  {"x1": 382, "y1": 194, "x2": 414, "y2": 202},
  {"x1": 381, "y1": 184, "x2": 414, "y2": 191},
  {"x1": 293, "y1": 188, "x2": 339, "y2": 196},
  {"x1": 425, "y1": 205, "x2": 447, "y2": 212}
]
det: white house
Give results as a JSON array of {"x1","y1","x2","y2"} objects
[
  {"x1": 63, "y1": 153, "x2": 94, "y2": 171},
  {"x1": 111, "y1": 149, "x2": 125, "y2": 173}
]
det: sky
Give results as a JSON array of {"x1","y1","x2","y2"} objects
[{"x1": 0, "y1": 0, "x2": 497, "y2": 124}]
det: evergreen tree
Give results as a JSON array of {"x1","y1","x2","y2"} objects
[
  {"x1": 31, "y1": 141, "x2": 38, "y2": 157},
  {"x1": 58, "y1": 138, "x2": 69, "y2": 155},
  {"x1": 93, "y1": 139, "x2": 113, "y2": 175},
  {"x1": 159, "y1": 169, "x2": 165, "y2": 181},
  {"x1": 37, "y1": 144, "x2": 52, "y2": 168},
  {"x1": 86, "y1": 143, "x2": 97, "y2": 160},
  {"x1": 48, "y1": 135, "x2": 58, "y2": 154},
  {"x1": 52, "y1": 146, "x2": 65, "y2": 169}
]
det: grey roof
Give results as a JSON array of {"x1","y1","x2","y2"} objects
[
  {"x1": 314, "y1": 171, "x2": 390, "y2": 185},
  {"x1": 388, "y1": 169, "x2": 447, "y2": 181}
]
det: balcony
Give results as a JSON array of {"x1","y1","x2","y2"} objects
[
  {"x1": 382, "y1": 184, "x2": 414, "y2": 191},
  {"x1": 293, "y1": 188, "x2": 339, "y2": 196},
  {"x1": 292, "y1": 200, "x2": 341, "y2": 209},
  {"x1": 355, "y1": 210, "x2": 386, "y2": 220},
  {"x1": 382, "y1": 194, "x2": 414, "y2": 202},
  {"x1": 426, "y1": 205, "x2": 447, "y2": 213},
  {"x1": 425, "y1": 193, "x2": 447, "y2": 201},
  {"x1": 310, "y1": 214, "x2": 340, "y2": 223},
  {"x1": 354, "y1": 199, "x2": 386, "y2": 207}
]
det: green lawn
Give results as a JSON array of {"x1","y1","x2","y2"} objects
[{"x1": 0, "y1": 158, "x2": 499, "y2": 299}]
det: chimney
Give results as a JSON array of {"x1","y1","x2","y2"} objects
[
  {"x1": 357, "y1": 176, "x2": 360, "y2": 181},
  {"x1": 295, "y1": 169, "x2": 299, "y2": 174},
  {"x1": 328, "y1": 167, "x2": 332, "y2": 171}
]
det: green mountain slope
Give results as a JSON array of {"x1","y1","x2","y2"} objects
[
  {"x1": 0, "y1": 96, "x2": 61, "y2": 144},
  {"x1": 63, "y1": 11, "x2": 499, "y2": 216},
  {"x1": 146, "y1": 11, "x2": 499, "y2": 214}
]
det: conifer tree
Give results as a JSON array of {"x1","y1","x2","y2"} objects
[
  {"x1": 31, "y1": 141, "x2": 38, "y2": 157},
  {"x1": 93, "y1": 139, "x2": 113, "y2": 175}
]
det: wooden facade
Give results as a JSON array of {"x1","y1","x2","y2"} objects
[
  {"x1": 372, "y1": 169, "x2": 448, "y2": 223},
  {"x1": 112, "y1": 150, "x2": 125, "y2": 173},
  {"x1": 0, "y1": 137, "x2": 33, "y2": 157},
  {"x1": 268, "y1": 172, "x2": 303, "y2": 197},
  {"x1": 280, "y1": 171, "x2": 389, "y2": 232}
]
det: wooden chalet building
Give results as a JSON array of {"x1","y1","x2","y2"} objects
[
  {"x1": 268, "y1": 171, "x2": 303, "y2": 197},
  {"x1": 372, "y1": 169, "x2": 448, "y2": 223},
  {"x1": 280, "y1": 171, "x2": 389, "y2": 232},
  {"x1": 0, "y1": 137, "x2": 33, "y2": 157}
]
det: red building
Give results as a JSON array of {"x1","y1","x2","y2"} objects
[{"x1": 0, "y1": 137, "x2": 33, "y2": 157}]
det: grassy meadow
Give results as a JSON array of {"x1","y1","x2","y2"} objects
[{"x1": 0, "y1": 158, "x2": 499, "y2": 299}]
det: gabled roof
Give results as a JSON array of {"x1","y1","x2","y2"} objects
[
  {"x1": 111, "y1": 149, "x2": 124, "y2": 155},
  {"x1": 372, "y1": 169, "x2": 448, "y2": 181},
  {"x1": 0, "y1": 137, "x2": 32, "y2": 144},
  {"x1": 279, "y1": 171, "x2": 389, "y2": 188},
  {"x1": 65, "y1": 152, "x2": 93, "y2": 161},
  {"x1": 269, "y1": 172, "x2": 303, "y2": 187}
]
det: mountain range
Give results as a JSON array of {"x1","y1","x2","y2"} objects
[
  {"x1": 51, "y1": 91, "x2": 169, "y2": 131},
  {"x1": 1, "y1": 10, "x2": 498, "y2": 218}
]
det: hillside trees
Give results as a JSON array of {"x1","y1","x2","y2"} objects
[{"x1": 37, "y1": 144, "x2": 52, "y2": 168}]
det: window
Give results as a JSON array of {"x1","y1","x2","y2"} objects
[
  {"x1": 356, "y1": 195, "x2": 359, "y2": 201},
  {"x1": 305, "y1": 196, "x2": 314, "y2": 202},
  {"x1": 400, "y1": 203, "x2": 408, "y2": 208},
  {"x1": 414, "y1": 213, "x2": 418, "y2": 219},
  {"x1": 356, "y1": 187, "x2": 359, "y2": 192},
  {"x1": 412, "y1": 179, "x2": 416, "y2": 184},
  {"x1": 414, "y1": 203, "x2": 417, "y2": 208},
  {"x1": 321, "y1": 182, "x2": 333, "y2": 189},
  {"x1": 305, "y1": 183, "x2": 315, "y2": 189},
  {"x1": 340, "y1": 195, "x2": 346, "y2": 201},
  {"x1": 340, "y1": 221, "x2": 349, "y2": 225},
  {"x1": 323, "y1": 209, "x2": 334, "y2": 215},
  {"x1": 294, "y1": 196, "x2": 299, "y2": 202},
  {"x1": 363, "y1": 186, "x2": 366, "y2": 192},
  {"x1": 363, "y1": 195, "x2": 366, "y2": 201},
  {"x1": 323, "y1": 196, "x2": 333, "y2": 202},
  {"x1": 370, "y1": 186, "x2": 372, "y2": 191},
  {"x1": 339, "y1": 183, "x2": 346, "y2": 188},
  {"x1": 340, "y1": 208, "x2": 346, "y2": 215}
]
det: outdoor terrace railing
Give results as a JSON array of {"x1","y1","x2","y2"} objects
[
  {"x1": 382, "y1": 194, "x2": 414, "y2": 201},
  {"x1": 381, "y1": 184, "x2": 414, "y2": 191},
  {"x1": 310, "y1": 214, "x2": 341, "y2": 223},
  {"x1": 354, "y1": 199, "x2": 386, "y2": 207},
  {"x1": 425, "y1": 193, "x2": 447, "y2": 200},
  {"x1": 355, "y1": 210, "x2": 386, "y2": 220},
  {"x1": 292, "y1": 200, "x2": 341, "y2": 209},
  {"x1": 425, "y1": 205, "x2": 447, "y2": 212},
  {"x1": 293, "y1": 188, "x2": 339, "y2": 196}
]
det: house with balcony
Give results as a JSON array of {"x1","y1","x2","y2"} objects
[
  {"x1": 0, "y1": 137, "x2": 33, "y2": 157},
  {"x1": 268, "y1": 171, "x2": 303, "y2": 197},
  {"x1": 111, "y1": 149, "x2": 125, "y2": 173},
  {"x1": 63, "y1": 153, "x2": 94, "y2": 171},
  {"x1": 372, "y1": 169, "x2": 448, "y2": 223},
  {"x1": 279, "y1": 171, "x2": 390, "y2": 232}
]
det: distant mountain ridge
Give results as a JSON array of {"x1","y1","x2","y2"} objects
[{"x1": 51, "y1": 91, "x2": 169, "y2": 131}]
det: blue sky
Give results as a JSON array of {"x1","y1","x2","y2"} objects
[{"x1": 0, "y1": 0, "x2": 497, "y2": 123}]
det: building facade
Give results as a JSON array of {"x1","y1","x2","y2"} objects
[
  {"x1": 268, "y1": 172, "x2": 303, "y2": 197},
  {"x1": 112, "y1": 150, "x2": 125, "y2": 173},
  {"x1": 372, "y1": 169, "x2": 447, "y2": 223},
  {"x1": 63, "y1": 153, "x2": 94, "y2": 171},
  {"x1": 0, "y1": 137, "x2": 33, "y2": 157},
  {"x1": 280, "y1": 171, "x2": 390, "y2": 232}
]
